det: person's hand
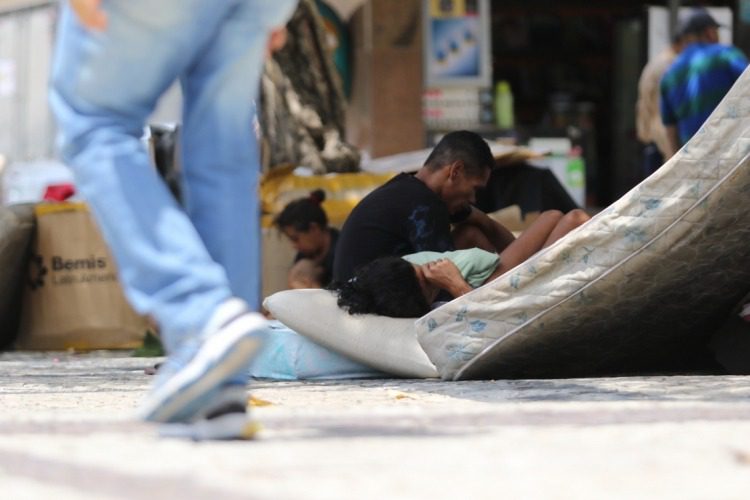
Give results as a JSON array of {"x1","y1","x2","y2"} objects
[
  {"x1": 266, "y1": 27, "x2": 288, "y2": 56},
  {"x1": 422, "y1": 259, "x2": 472, "y2": 297},
  {"x1": 70, "y1": 0, "x2": 107, "y2": 31}
]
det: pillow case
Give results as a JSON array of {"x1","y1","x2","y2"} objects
[{"x1": 263, "y1": 288, "x2": 438, "y2": 378}]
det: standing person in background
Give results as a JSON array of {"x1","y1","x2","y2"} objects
[
  {"x1": 49, "y1": 0, "x2": 297, "y2": 439},
  {"x1": 636, "y1": 32, "x2": 684, "y2": 176},
  {"x1": 275, "y1": 189, "x2": 339, "y2": 289},
  {"x1": 660, "y1": 9, "x2": 748, "y2": 158}
]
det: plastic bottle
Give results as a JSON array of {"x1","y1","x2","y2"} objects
[
  {"x1": 494, "y1": 80, "x2": 514, "y2": 130},
  {"x1": 566, "y1": 146, "x2": 585, "y2": 190}
]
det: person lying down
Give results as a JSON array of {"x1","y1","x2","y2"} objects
[{"x1": 332, "y1": 208, "x2": 589, "y2": 318}]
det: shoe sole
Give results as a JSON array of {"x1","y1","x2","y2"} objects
[
  {"x1": 138, "y1": 313, "x2": 267, "y2": 423},
  {"x1": 158, "y1": 413, "x2": 262, "y2": 441}
]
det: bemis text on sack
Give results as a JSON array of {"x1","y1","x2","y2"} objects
[
  {"x1": 29, "y1": 252, "x2": 117, "y2": 289},
  {"x1": 51, "y1": 254, "x2": 107, "y2": 271}
]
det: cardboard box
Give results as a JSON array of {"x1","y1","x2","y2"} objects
[{"x1": 347, "y1": 0, "x2": 425, "y2": 158}]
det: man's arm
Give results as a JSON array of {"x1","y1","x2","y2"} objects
[
  {"x1": 659, "y1": 76, "x2": 679, "y2": 159},
  {"x1": 635, "y1": 62, "x2": 656, "y2": 144},
  {"x1": 664, "y1": 125, "x2": 680, "y2": 159},
  {"x1": 456, "y1": 206, "x2": 515, "y2": 253}
]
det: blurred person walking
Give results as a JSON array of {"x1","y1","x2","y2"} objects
[
  {"x1": 49, "y1": 0, "x2": 297, "y2": 439},
  {"x1": 636, "y1": 32, "x2": 685, "y2": 176},
  {"x1": 660, "y1": 9, "x2": 748, "y2": 157}
]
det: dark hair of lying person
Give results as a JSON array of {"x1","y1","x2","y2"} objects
[{"x1": 331, "y1": 256, "x2": 430, "y2": 318}]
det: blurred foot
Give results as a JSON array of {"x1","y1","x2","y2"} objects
[{"x1": 138, "y1": 298, "x2": 268, "y2": 424}]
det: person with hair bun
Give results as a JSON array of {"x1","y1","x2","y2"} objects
[{"x1": 275, "y1": 189, "x2": 339, "y2": 288}]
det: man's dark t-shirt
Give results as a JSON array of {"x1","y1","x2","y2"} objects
[{"x1": 333, "y1": 173, "x2": 468, "y2": 282}]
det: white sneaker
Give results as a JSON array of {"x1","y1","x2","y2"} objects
[{"x1": 138, "y1": 298, "x2": 268, "y2": 424}]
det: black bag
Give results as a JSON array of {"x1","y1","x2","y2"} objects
[{"x1": 0, "y1": 203, "x2": 35, "y2": 349}]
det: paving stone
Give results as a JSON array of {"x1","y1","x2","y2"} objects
[{"x1": 2, "y1": 351, "x2": 750, "y2": 499}]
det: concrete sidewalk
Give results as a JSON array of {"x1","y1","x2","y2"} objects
[{"x1": 2, "y1": 351, "x2": 750, "y2": 499}]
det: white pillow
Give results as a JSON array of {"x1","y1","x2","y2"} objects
[{"x1": 263, "y1": 289, "x2": 439, "y2": 378}]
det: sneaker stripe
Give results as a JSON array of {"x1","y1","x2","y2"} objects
[{"x1": 210, "y1": 308, "x2": 251, "y2": 338}]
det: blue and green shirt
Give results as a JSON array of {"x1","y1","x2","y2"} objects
[{"x1": 660, "y1": 42, "x2": 747, "y2": 145}]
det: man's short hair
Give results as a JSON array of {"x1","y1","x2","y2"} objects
[{"x1": 423, "y1": 130, "x2": 494, "y2": 177}]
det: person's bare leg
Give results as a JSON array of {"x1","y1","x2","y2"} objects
[
  {"x1": 543, "y1": 208, "x2": 590, "y2": 246},
  {"x1": 487, "y1": 209, "x2": 589, "y2": 280},
  {"x1": 490, "y1": 210, "x2": 563, "y2": 277}
]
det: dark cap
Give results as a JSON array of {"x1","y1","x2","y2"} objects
[{"x1": 679, "y1": 9, "x2": 723, "y2": 37}]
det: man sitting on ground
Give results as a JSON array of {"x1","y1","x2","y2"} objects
[{"x1": 332, "y1": 130, "x2": 588, "y2": 283}]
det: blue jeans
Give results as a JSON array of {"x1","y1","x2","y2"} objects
[{"x1": 49, "y1": 0, "x2": 297, "y2": 351}]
